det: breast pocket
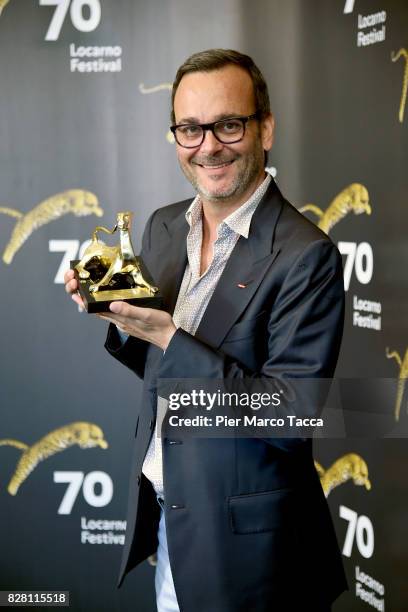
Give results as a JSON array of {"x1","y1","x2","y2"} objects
[{"x1": 228, "y1": 488, "x2": 295, "y2": 534}]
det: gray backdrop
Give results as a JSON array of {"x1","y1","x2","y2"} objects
[{"x1": 0, "y1": 1, "x2": 407, "y2": 610}]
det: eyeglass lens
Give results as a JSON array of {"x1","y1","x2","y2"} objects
[{"x1": 176, "y1": 118, "x2": 245, "y2": 146}]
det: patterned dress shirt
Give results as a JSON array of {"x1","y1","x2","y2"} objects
[{"x1": 142, "y1": 174, "x2": 272, "y2": 498}]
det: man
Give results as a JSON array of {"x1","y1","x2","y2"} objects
[{"x1": 65, "y1": 49, "x2": 347, "y2": 611}]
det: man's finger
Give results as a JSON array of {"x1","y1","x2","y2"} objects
[
  {"x1": 109, "y1": 301, "x2": 147, "y2": 319},
  {"x1": 96, "y1": 313, "x2": 115, "y2": 322},
  {"x1": 65, "y1": 278, "x2": 78, "y2": 294},
  {"x1": 64, "y1": 269, "x2": 75, "y2": 284},
  {"x1": 97, "y1": 312, "x2": 133, "y2": 328},
  {"x1": 71, "y1": 293, "x2": 84, "y2": 308}
]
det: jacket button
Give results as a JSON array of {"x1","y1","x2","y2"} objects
[
  {"x1": 137, "y1": 475, "x2": 141, "y2": 486},
  {"x1": 170, "y1": 504, "x2": 185, "y2": 510}
]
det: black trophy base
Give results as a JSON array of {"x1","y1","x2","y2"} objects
[{"x1": 71, "y1": 259, "x2": 163, "y2": 313}]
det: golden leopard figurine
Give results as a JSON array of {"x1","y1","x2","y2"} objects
[{"x1": 75, "y1": 211, "x2": 158, "y2": 295}]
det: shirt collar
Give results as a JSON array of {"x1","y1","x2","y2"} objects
[{"x1": 185, "y1": 173, "x2": 271, "y2": 239}]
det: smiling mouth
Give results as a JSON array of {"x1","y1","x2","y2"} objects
[{"x1": 195, "y1": 160, "x2": 234, "y2": 169}]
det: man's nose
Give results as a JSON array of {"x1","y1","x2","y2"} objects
[{"x1": 199, "y1": 128, "x2": 224, "y2": 154}]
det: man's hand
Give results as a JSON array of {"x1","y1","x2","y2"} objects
[
  {"x1": 63, "y1": 269, "x2": 175, "y2": 349},
  {"x1": 97, "y1": 302, "x2": 177, "y2": 351},
  {"x1": 64, "y1": 268, "x2": 85, "y2": 309}
]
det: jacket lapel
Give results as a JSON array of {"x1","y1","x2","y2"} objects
[
  {"x1": 157, "y1": 210, "x2": 189, "y2": 315},
  {"x1": 195, "y1": 180, "x2": 283, "y2": 348}
]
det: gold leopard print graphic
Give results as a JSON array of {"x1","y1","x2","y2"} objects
[
  {"x1": 299, "y1": 183, "x2": 371, "y2": 235},
  {"x1": 0, "y1": 189, "x2": 103, "y2": 264},
  {"x1": 391, "y1": 48, "x2": 408, "y2": 123},
  {"x1": 315, "y1": 453, "x2": 371, "y2": 497},
  {"x1": 386, "y1": 347, "x2": 408, "y2": 421},
  {"x1": 0, "y1": 422, "x2": 108, "y2": 495},
  {"x1": 0, "y1": 0, "x2": 10, "y2": 17},
  {"x1": 139, "y1": 82, "x2": 175, "y2": 143}
]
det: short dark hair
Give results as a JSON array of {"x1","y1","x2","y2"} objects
[{"x1": 171, "y1": 48, "x2": 271, "y2": 124}]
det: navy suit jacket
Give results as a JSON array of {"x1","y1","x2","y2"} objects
[{"x1": 105, "y1": 179, "x2": 348, "y2": 611}]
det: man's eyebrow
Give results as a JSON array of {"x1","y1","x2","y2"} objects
[
  {"x1": 175, "y1": 113, "x2": 246, "y2": 125},
  {"x1": 175, "y1": 117, "x2": 200, "y2": 125}
]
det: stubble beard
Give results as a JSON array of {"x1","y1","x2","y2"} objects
[{"x1": 180, "y1": 145, "x2": 265, "y2": 203}]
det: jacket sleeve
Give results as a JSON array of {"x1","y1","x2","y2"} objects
[{"x1": 104, "y1": 209, "x2": 157, "y2": 379}]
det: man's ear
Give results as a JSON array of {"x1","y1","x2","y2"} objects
[{"x1": 261, "y1": 113, "x2": 274, "y2": 152}]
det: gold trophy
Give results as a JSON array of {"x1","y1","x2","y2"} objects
[{"x1": 71, "y1": 212, "x2": 161, "y2": 313}]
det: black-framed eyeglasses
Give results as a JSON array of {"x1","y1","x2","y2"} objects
[{"x1": 170, "y1": 112, "x2": 260, "y2": 148}]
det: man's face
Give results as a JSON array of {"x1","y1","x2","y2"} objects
[{"x1": 173, "y1": 65, "x2": 274, "y2": 206}]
